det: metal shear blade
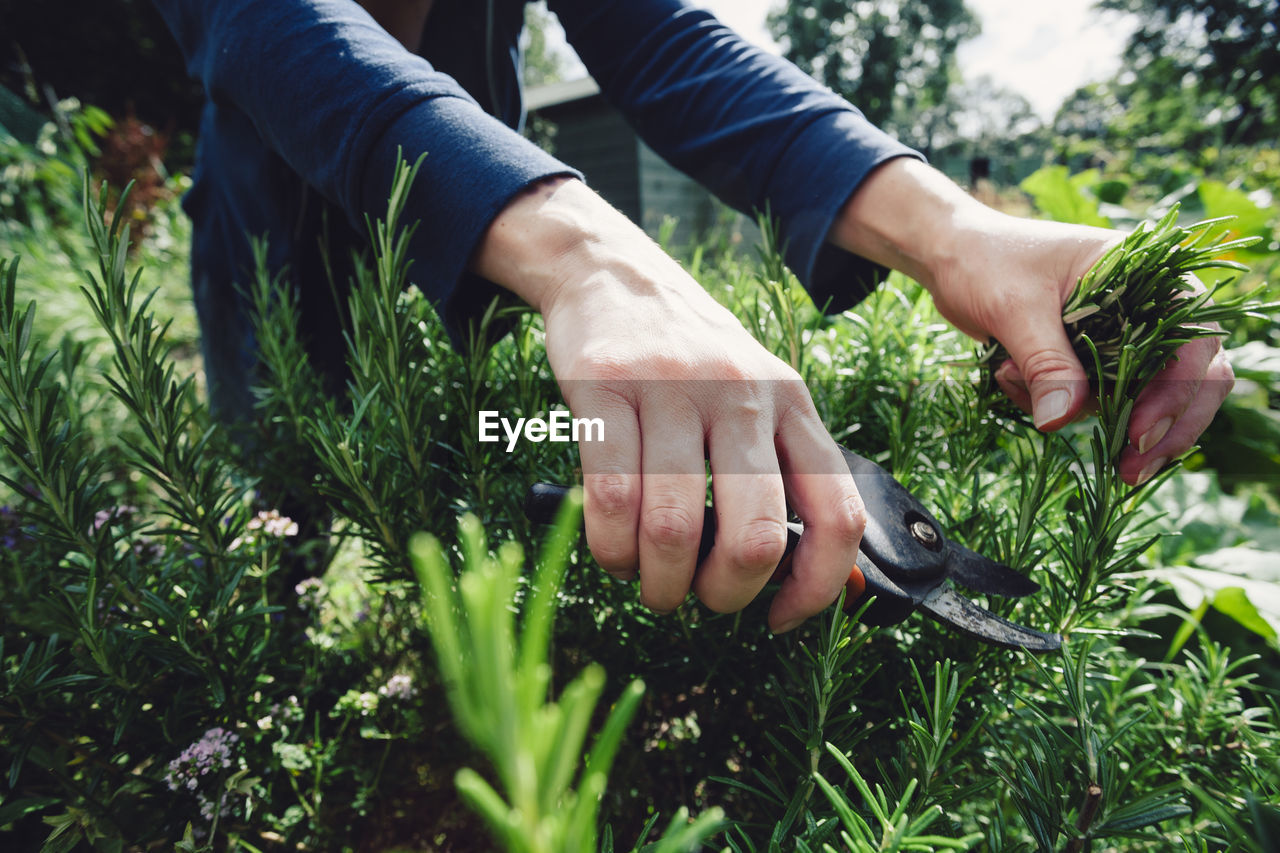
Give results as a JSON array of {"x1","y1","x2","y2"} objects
[{"x1": 921, "y1": 583, "x2": 1060, "y2": 651}]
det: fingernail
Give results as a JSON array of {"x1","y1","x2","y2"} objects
[
  {"x1": 1136, "y1": 456, "x2": 1168, "y2": 486},
  {"x1": 1137, "y1": 417, "x2": 1173, "y2": 455},
  {"x1": 1034, "y1": 390, "x2": 1072, "y2": 430},
  {"x1": 772, "y1": 616, "x2": 803, "y2": 634}
]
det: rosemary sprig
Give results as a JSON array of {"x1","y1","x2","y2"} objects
[{"x1": 985, "y1": 206, "x2": 1272, "y2": 405}]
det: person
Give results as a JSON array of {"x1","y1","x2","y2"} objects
[{"x1": 151, "y1": 0, "x2": 1233, "y2": 633}]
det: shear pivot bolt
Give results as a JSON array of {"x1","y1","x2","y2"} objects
[{"x1": 910, "y1": 519, "x2": 939, "y2": 548}]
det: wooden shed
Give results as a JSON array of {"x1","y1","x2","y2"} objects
[{"x1": 525, "y1": 77, "x2": 756, "y2": 250}]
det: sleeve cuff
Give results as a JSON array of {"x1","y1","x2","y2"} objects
[
  {"x1": 764, "y1": 110, "x2": 924, "y2": 314},
  {"x1": 359, "y1": 94, "x2": 581, "y2": 342}
]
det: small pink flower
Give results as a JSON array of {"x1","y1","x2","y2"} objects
[
  {"x1": 230, "y1": 509, "x2": 299, "y2": 551},
  {"x1": 294, "y1": 577, "x2": 326, "y2": 610},
  {"x1": 378, "y1": 673, "x2": 416, "y2": 701}
]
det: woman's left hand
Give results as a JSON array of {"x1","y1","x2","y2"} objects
[{"x1": 831, "y1": 158, "x2": 1234, "y2": 486}]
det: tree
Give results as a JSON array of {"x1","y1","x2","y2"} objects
[
  {"x1": 920, "y1": 76, "x2": 1050, "y2": 187},
  {"x1": 951, "y1": 77, "x2": 1042, "y2": 147},
  {"x1": 766, "y1": 0, "x2": 979, "y2": 151},
  {"x1": 522, "y1": 2, "x2": 568, "y2": 88},
  {"x1": 1097, "y1": 0, "x2": 1280, "y2": 146}
]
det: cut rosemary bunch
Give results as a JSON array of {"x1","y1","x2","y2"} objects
[{"x1": 983, "y1": 205, "x2": 1273, "y2": 425}]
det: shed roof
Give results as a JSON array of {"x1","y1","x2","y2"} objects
[{"x1": 524, "y1": 76, "x2": 600, "y2": 112}]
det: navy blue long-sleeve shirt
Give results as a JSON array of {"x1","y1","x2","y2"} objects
[{"x1": 151, "y1": 0, "x2": 921, "y2": 419}]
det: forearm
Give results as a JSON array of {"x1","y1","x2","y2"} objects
[
  {"x1": 827, "y1": 158, "x2": 993, "y2": 293},
  {"x1": 469, "y1": 177, "x2": 599, "y2": 312}
]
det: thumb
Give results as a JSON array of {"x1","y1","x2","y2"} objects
[{"x1": 996, "y1": 319, "x2": 1089, "y2": 431}]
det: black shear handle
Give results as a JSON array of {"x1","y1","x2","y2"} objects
[{"x1": 524, "y1": 483, "x2": 877, "y2": 610}]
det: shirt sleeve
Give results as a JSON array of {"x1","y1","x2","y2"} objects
[
  {"x1": 549, "y1": 0, "x2": 924, "y2": 312},
  {"x1": 150, "y1": 0, "x2": 579, "y2": 334}
]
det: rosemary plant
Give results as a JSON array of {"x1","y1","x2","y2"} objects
[
  {"x1": 1062, "y1": 209, "x2": 1262, "y2": 391},
  {"x1": 412, "y1": 493, "x2": 724, "y2": 853},
  {"x1": 980, "y1": 209, "x2": 1276, "y2": 628}
]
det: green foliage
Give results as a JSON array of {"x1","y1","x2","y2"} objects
[
  {"x1": 0, "y1": 97, "x2": 113, "y2": 234},
  {"x1": 1051, "y1": 1, "x2": 1280, "y2": 201},
  {"x1": 2, "y1": 153, "x2": 1279, "y2": 851},
  {"x1": 413, "y1": 502, "x2": 724, "y2": 853},
  {"x1": 767, "y1": 0, "x2": 979, "y2": 149},
  {"x1": 1097, "y1": 0, "x2": 1279, "y2": 148},
  {"x1": 1013, "y1": 163, "x2": 1280, "y2": 653},
  {"x1": 995, "y1": 641, "x2": 1196, "y2": 852},
  {"x1": 810, "y1": 741, "x2": 981, "y2": 852},
  {"x1": 521, "y1": 2, "x2": 568, "y2": 89},
  {"x1": 1018, "y1": 167, "x2": 1113, "y2": 229},
  {"x1": 0, "y1": 0, "x2": 205, "y2": 161},
  {"x1": 1055, "y1": 207, "x2": 1262, "y2": 391}
]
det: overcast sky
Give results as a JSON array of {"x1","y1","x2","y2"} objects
[{"x1": 596, "y1": 0, "x2": 1138, "y2": 121}]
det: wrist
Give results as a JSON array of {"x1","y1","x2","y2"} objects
[
  {"x1": 472, "y1": 175, "x2": 659, "y2": 317},
  {"x1": 469, "y1": 175, "x2": 589, "y2": 312},
  {"x1": 472, "y1": 175, "x2": 700, "y2": 325},
  {"x1": 829, "y1": 158, "x2": 996, "y2": 293}
]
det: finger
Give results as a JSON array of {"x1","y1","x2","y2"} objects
[
  {"x1": 1120, "y1": 348, "x2": 1234, "y2": 486},
  {"x1": 767, "y1": 400, "x2": 865, "y2": 633},
  {"x1": 692, "y1": 405, "x2": 788, "y2": 614},
  {"x1": 998, "y1": 359, "x2": 1096, "y2": 421},
  {"x1": 572, "y1": 385, "x2": 642, "y2": 580},
  {"x1": 995, "y1": 359, "x2": 1032, "y2": 415},
  {"x1": 637, "y1": 394, "x2": 706, "y2": 613},
  {"x1": 1127, "y1": 335, "x2": 1222, "y2": 455},
  {"x1": 995, "y1": 305, "x2": 1090, "y2": 431}
]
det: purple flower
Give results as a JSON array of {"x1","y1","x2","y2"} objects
[
  {"x1": 164, "y1": 727, "x2": 240, "y2": 793},
  {"x1": 0, "y1": 505, "x2": 33, "y2": 551},
  {"x1": 90, "y1": 505, "x2": 138, "y2": 534}
]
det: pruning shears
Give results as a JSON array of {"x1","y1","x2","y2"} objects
[{"x1": 525, "y1": 445, "x2": 1062, "y2": 652}]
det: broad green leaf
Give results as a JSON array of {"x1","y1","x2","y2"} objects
[
  {"x1": 1145, "y1": 470, "x2": 1246, "y2": 563},
  {"x1": 1228, "y1": 341, "x2": 1280, "y2": 383},
  {"x1": 1160, "y1": 552, "x2": 1280, "y2": 645},
  {"x1": 1213, "y1": 587, "x2": 1278, "y2": 644},
  {"x1": 1198, "y1": 181, "x2": 1276, "y2": 250},
  {"x1": 1020, "y1": 166, "x2": 1112, "y2": 227}
]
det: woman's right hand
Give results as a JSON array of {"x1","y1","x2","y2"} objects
[{"x1": 473, "y1": 176, "x2": 867, "y2": 633}]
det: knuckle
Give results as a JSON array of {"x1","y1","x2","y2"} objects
[
  {"x1": 1017, "y1": 348, "x2": 1081, "y2": 383},
  {"x1": 587, "y1": 473, "x2": 639, "y2": 519},
  {"x1": 642, "y1": 504, "x2": 701, "y2": 551},
  {"x1": 1213, "y1": 353, "x2": 1236, "y2": 397},
  {"x1": 640, "y1": 589, "x2": 681, "y2": 614},
  {"x1": 716, "y1": 395, "x2": 771, "y2": 435},
  {"x1": 591, "y1": 547, "x2": 636, "y2": 577},
  {"x1": 774, "y1": 375, "x2": 813, "y2": 410},
  {"x1": 823, "y1": 490, "x2": 867, "y2": 547},
  {"x1": 773, "y1": 388, "x2": 822, "y2": 433},
  {"x1": 727, "y1": 518, "x2": 788, "y2": 572}
]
